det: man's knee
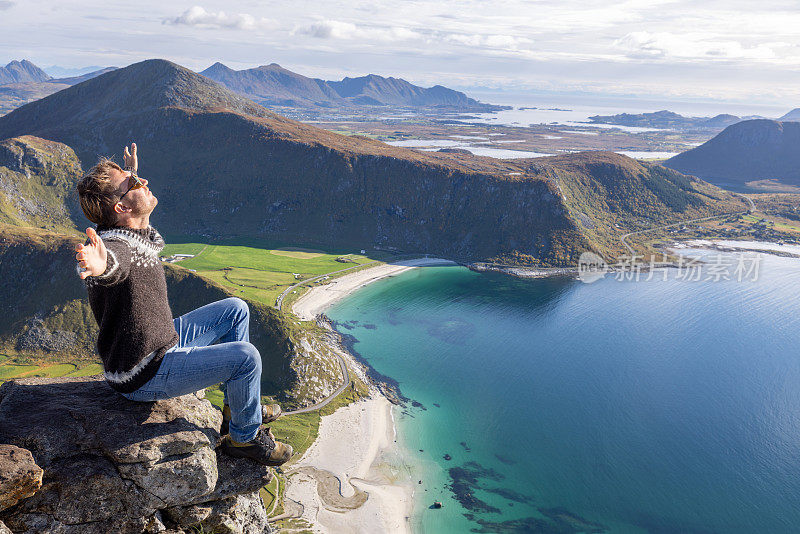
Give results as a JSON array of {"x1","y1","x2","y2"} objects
[
  {"x1": 231, "y1": 341, "x2": 261, "y2": 375},
  {"x1": 225, "y1": 297, "x2": 249, "y2": 320}
]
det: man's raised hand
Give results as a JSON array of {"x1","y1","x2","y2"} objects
[
  {"x1": 123, "y1": 142, "x2": 138, "y2": 172},
  {"x1": 75, "y1": 228, "x2": 107, "y2": 279}
]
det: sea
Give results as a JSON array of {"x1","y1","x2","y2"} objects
[{"x1": 326, "y1": 242, "x2": 800, "y2": 533}]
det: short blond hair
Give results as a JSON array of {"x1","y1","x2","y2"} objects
[{"x1": 77, "y1": 158, "x2": 123, "y2": 226}]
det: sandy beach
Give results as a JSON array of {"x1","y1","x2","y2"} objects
[
  {"x1": 282, "y1": 259, "x2": 457, "y2": 532},
  {"x1": 283, "y1": 395, "x2": 416, "y2": 533},
  {"x1": 292, "y1": 257, "x2": 457, "y2": 321}
]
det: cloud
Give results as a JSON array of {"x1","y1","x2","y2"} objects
[
  {"x1": 295, "y1": 20, "x2": 422, "y2": 42},
  {"x1": 615, "y1": 31, "x2": 776, "y2": 61},
  {"x1": 441, "y1": 33, "x2": 534, "y2": 51},
  {"x1": 165, "y1": 6, "x2": 276, "y2": 31},
  {"x1": 0, "y1": 0, "x2": 15, "y2": 10}
]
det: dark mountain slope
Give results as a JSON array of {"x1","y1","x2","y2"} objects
[
  {"x1": 664, "y1": 120, "x2": 800, "y2": 187},
  {"x1": 0, "y1": 59, "x2": 743, "y2": 266}
]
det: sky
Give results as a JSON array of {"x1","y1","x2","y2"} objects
[{"x1": 1, "y1": 0, "x2": 800, "y2": 107}]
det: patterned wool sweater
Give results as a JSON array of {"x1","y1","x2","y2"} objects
[{"x1": 83, "y1": 225, "x2": 178, "y2": 393}]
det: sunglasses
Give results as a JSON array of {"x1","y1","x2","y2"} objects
[{"x1": 119, "y1": 172, "x2": 145, "y2": 201}]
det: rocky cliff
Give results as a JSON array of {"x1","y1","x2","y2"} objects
[{"x1": 0, "y1": 376, "x2": 275, "y2": 533}]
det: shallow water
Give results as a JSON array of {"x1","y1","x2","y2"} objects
[{"x1": 327, "y1": 247, "x2": 800, "y2": 533}]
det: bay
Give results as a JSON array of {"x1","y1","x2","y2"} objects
[{"x1": 326, "y1": 246, "x2": 800, "y2": 533}]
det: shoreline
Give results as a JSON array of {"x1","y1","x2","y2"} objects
[
  {"x1": 292, "y1": 257, "x2": 457, "y2": 321},
  {"x1": 285, "y1": 258, "x2": 456, "y2": 533},
  {"x1": 284, "y1": 394, "x2": 416, "y2": 533}
]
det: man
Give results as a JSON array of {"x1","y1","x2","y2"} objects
[{"x1": 75, "y1": 142, "x2": 292, "y2": 466}]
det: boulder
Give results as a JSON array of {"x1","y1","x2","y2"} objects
[
  {"x1": 0, "y1": 445, "x2": 42, "y2": 512},
  {"x1": 0, "y1": 376, "x2": 274, "y2": 533}
]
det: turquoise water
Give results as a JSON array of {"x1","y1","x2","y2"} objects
[{"x1": 326, "y1": 249, "x2": 800, "y2": 534}]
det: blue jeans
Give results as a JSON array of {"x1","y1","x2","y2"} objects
[{"x1": 121, "y1": 297, "x2": 263, "y2": 442}]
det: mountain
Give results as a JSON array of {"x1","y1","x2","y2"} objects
[
  {"x1": 200, "y1": 62, "x2": 503, "y2": 111},
  {"x1": 779, "y1": 108, "x2": 800, "y2": 121},
  {"x1": 0, "y1": 59, "x2": 745, "y2": 266},
  {"x1": 0, "y1": 67, "x2": 116, "y2": 116},
  {"x1": 589, "y1": 110, "x2": 742, "y2": 131},
  {"x1": 0, "y1": 60, "x2": 51, "y2": 85},
  {"x1": 327, "y1": 74, "x2": 486, "y2": 108},
  {"x1": 664, "y1": 119, "x2": 800, "y2": 187},
  {"x1": 200, "y1": 62, "x2": 344, "y2": 107}
]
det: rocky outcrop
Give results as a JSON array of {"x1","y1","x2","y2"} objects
[
  {"x1": 0, "y1": 376, "x2": 274, "y2": 533},
  {"x1": 0, "y1": 445, "x2": 42, "y2": 512}
]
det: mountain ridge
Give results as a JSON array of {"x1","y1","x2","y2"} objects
[{"x1": 199, "y1": 62, "x2": 504, "y2": 111}]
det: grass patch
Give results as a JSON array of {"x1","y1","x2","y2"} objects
[
  {"x1": 25, "y1": 363, "x2": 77, "y2": 378},
  {"x1": 66, "y1": 363, "x2": 104, "y2": 377},
  {"x1": 260, "y1": 475, "x2": 279, "y2": 515},
  {"x1": 0, "y1": 364, "x2": 39, "y2": 379},
  {"x1": 161, "y1": 242, "x2": 208, "y2": 256},
  {"x1": 168, "y1": 243, "x2": 375, "y2": 309},
  {"x1": 270, "y1": 247, "x2": 325, "y2": 259},
  {"x1": 205, "y1": 384, "x2": 226, "y2": 410},
  {"x1": 0, "y1": 359, "x2": 107, "y2": 383}
]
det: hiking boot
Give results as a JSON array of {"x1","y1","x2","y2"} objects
[
  {"x1": 219, "y1": 427, "x2": 293, "y2": 466},
  {"x1": 220, "y1": 403, "x2": 283, "y2": 436}
]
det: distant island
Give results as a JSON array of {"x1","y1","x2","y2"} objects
[
  {"x1": 199, "y1": 62, "x2": 508, "y2": 112},
  {"x1": 588, "y1": 109, "x2": 745, "y2": 131}
]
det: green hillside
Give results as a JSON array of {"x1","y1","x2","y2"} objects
[
  {"x1": 0, "y1": 135, "x2": 83, "y2": 232},
  {"x1": 538, "y1": 152, "x2": 749, "y2": 259}
]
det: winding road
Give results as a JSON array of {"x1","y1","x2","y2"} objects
[
  {"x1": 277, "y1": 263, "x2": 381, "y2": 416},
  {"x1": 620, "y1": 194, "x2": 754, "y2": 255}
]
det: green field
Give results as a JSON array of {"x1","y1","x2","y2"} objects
[
  {"x1": 161, "y1": 242, "x2": 208, "y2": 256},
  {"x1": 162, "y1": 242, "x2": 377, "y2": 307},
  {"x1": 0, "y1": 356, "x2": 103, "y2": 383}
]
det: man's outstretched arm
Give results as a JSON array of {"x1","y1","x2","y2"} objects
[{"x1": 75, "y1": 227, "x2": 130, "y2": 285}]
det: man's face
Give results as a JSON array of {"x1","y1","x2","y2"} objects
[{"x1": 111, "y1": 167, "x2": 158, "y2": 216}]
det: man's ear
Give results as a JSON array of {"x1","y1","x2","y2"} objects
[{"x1": 113, "y1": 202, "x2": 130, "y2": 214}]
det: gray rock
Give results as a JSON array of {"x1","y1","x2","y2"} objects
[
  {"x1": 0, "y1": 444, "x2": 43, "y2": 512},
  {"x1": 168, "y1": 492, "x2": 270, "y2": 534},
  {"x1": 0, "y1": 376, "x2": 274, "y2": 533}
]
